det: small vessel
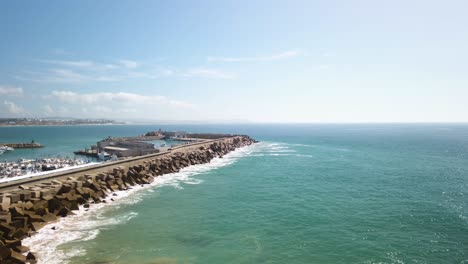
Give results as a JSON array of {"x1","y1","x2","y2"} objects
[
  {"x1": 160, "y1": 143, "x2": 167, "y2": 147},
  {"x1": 0, "y1": 146, "x2": 14, "y2": 151},
  {"x1": 98, "y1": 151, "x2": 112, "y2": 161},
  {"x1": 0, "y1": 150, "x2": 4, "y2": 155}
]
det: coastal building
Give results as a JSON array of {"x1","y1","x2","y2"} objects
[
  {"x1": 174, "y1": 131, "x2": 187, "y2": 138},
  {"x1": 161, "y1": 131, "x2": 187, "y2": 139},
  {"x1": 97, "y1": 137, "x2": 159, "y2": 157}
]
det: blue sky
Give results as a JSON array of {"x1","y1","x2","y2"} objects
[{"x1": 1, "y1": 0, "x2": 467, "y2": 122}]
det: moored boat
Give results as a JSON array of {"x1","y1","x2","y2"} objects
[
  {"x1": 98, "y1": 151, "x2": 112, "y2": 160},
  {"x1": 0, "y1": 146, "x2": 14, "y2": 151}
]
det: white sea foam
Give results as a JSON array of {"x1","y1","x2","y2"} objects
[
  {"x1": 288, "y1": 143, "x2": 318, "y2": 148},
  {"x1": 258, "y1": 142, "x2": 314, "y2": 158},
  {"x1": 22, "y1": 144, "x2": 256, "y2": 264}
]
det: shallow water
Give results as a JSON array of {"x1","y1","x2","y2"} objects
[{"x1": 3, "y1": 124, "x2": 468, "y2": 263}]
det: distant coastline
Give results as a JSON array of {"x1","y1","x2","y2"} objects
[{"x1": 0, "y1": 118, "x2": 125, "y2": 127}]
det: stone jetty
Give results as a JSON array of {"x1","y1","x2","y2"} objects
[
  {"x1": 0, "y1": 143, "x2": 44, "y2": 149},
  {"x1": 0, "y1": 135, "x2": 256, "y2": 263}
]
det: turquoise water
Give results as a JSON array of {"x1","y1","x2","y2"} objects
[{"x1": 4, "y1": 124, "x2": 468, "y2": 263}]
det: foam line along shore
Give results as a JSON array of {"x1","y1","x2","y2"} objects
[{"x1": 0, "y1": 135, "x2": 257, "y2": 264}]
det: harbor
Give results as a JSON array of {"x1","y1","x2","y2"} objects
[{"x1": 72, "y1": 130, "x2": 216, "y2": 160}]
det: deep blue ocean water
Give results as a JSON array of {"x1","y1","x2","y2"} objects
[{"x1": 2, "y1": 124, "x2": 468, "y2": 263}]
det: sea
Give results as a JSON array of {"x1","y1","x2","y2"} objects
[{"x1": 1, "y1": 124, "x2": 467, "y2": 264}]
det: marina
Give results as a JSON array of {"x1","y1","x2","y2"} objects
[{"x1": 0, "y1": 158, "x2": 90, "y2": 179}]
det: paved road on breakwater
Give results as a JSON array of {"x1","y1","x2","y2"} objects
[{"x1": 0, "y1": 138, "x2": 228, "y2": 192}]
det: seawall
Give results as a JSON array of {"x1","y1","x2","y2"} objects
[
  {"x1": 0, "y1": 135, "x2": 256, "y2": 263},
  {"x1": 1, "y1": 143, "x2": 44, "y2": 149}
]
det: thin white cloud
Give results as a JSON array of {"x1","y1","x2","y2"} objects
[
  {"x1": 158, "y1": 69, "x2": 174, "y2": 76},
  {"x1": 207, "y1": 50, "x2": 302, "y2": 62},
  {"x1": 182, "y1": 68, "x2": 235, "y2": 79},
  {"x1": 42, "y1": 60, "x2": 95, "y2": 68},
  {"x1": 118, "y1": 60, "x2": 139, "y2": 69},
  {"x1": 51, "y1": 48, "x2": 72, "y2": 55},
  {"x1": 3, "y1": 100, "x2": 26, "y2": 115},
  {"x1": 20, "y1": 68, "x2": 122, "y2": 83},
  {"x1": 48, "y1": 91, "x2": 193, "y2": 108},
  {"x1": 19, "y1": 58, "x2": 234, "y2": 83},
  {"x1": 49, "y1": 69, "x2": 88, "y2": 82},
  {"x1": 42, "y1": 105, "x2": 54, "y2": 116},
  {"x1": 40, "y1": 59, "x2": 118, "y2": 71},
  {"x1": 43, "y1": 90, "x2": 195, "y2": 119},
  {"x1": 0, "y1": 86, "x2": 24, "y2": 96}
]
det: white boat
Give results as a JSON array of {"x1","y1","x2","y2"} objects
[
  {"x1": 97, "y1": 151, "x2": 111, "y2": 160},
  {"x1": 0, "y1": 146, "x2": 14, "y2": 151}
]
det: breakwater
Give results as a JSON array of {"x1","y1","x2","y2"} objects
[
  {"x1": 1, "y1": 143, "x2": 44, "y2": 149},
  {"x1": 0, "y1": 135, "x2": 256, "y2": 263}
]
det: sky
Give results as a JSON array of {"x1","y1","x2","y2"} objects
[{"x1": 1, "y1": 0, "x2": 467, "y2": 123}]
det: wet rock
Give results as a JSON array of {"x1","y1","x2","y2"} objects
[
  {"x1": 10, "y1": 249, "x2": 26, "y2": 263},
  {"x1": 0, "y1": 243, "x2": 11, "y2": 259},
  {"x1": 30, "y1": 222, "x2": 45, "y2": 232},
  {"x1": 13, "y1": 245, "x2": 29, "y2": 253},
  {"x1": 41, "y1": 213, "x2": 56, "y2": 222}
]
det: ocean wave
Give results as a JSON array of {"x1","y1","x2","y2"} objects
[
  {"x1": 266, "y1": 149, "x2": 297, "y2": 153},
  {"x1": 288, "y1": 143, "x2": 318, "y2": 148},
  {"x1": 22, "y1": 144, "x2": 256, "y2": 264},
  {"x1": 267, "y1": 153, "x2": 313, "y2": 158}
]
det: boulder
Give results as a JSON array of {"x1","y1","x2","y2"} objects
[
  {"x1": 47, "y1": 199, "x2": 61, "y2": 213},
  {"x1": 10, "y1": 249, "x2": 26, "y2": 263},
  {"x1": 0, "y1": 212, "x2": 12, "y2": 224},
  {"x1": 0, "y1": 243, "x2": 11, "y2": 259},
  {"x1": 26, "y1": 252, "x2": 35, "y2": 260},
  {"x1": 31, "y1": 222, "x2": 45, "y2": 232},
  {"x1": 12, "y1": 228, "x2": 29, "y2": 240},
  {"x1": 13, "y1": 245, "x2": 29, "y2": 253},
  {"x1": 41, "y1": 213, "x2": 57, "y2": 222}
]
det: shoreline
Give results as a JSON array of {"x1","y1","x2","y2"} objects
[{"x1": 0, "y1": 136, "x2": 256, "y2": 263}]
